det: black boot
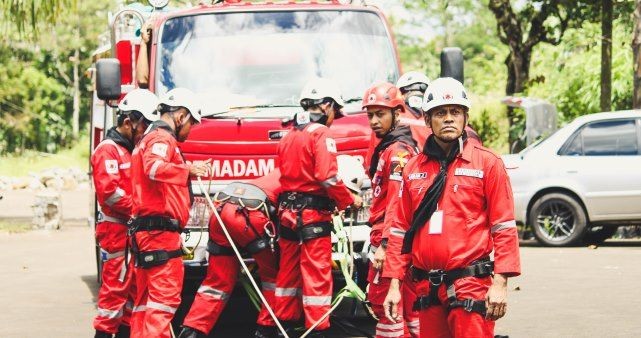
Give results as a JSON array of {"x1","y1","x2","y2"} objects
[
  {"x1": 114, "y1": 325, "x2": 130, "y2": 338},
  {"x1": 94, "y1": 330, "x2": 112, "y2": 338},
  {"x1": 177, "y1": 326, "x2": 204, "y2": 338},
  {"x1": 305, "y1": 330, "x2": 328, "y2": 338},
  {"x1": 276, "y1": 321, "x2": 298, "y2": 338},
  {"x1": 255, "y1": 324, "x2": 278, "y2": 338}
]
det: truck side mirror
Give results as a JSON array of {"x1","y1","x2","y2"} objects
[
  {"x1": 96, "y1": 58, "x2": 121, "y2": 101},
  {"x1": 440, "y1": 47, "x2": 464, "y2": 84}
]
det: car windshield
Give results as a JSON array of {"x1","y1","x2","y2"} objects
[{"x1": 156, "y1": 10, "x2": 399, "y2": 118}]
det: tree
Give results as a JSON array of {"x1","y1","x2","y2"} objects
[
  {"x1": 0, "y1": 0, "x2": 75, "y2": 34},
  {"x1": 634, "y1": 0, "x2": 641, "y2": 108},
  {"x1": 601, "y1": 0, "x2": 613, "y2": 112}
]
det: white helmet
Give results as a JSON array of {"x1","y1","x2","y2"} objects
[
  {"x1": 336, "y1": 155, "x2": 367, "y2": 193},
  {"x1": 396, "y1": 71, "x2": 430, "y2": 92},
  {"x1": 118, "y1": 89, "x2": 160, "y2": 122},
  {"x1": 299, "y1": 77, "x2": 345, "y2": 109},
  {"x1": 159, "y1": 88, "x2": 202, "y2": 123},
  {"x1": 422, "y1": 77, "x2": 470, "y2": 114}
]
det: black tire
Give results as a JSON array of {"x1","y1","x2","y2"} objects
[
  {"x1": 583, "y1": 226, "x2": 618, "y2": 245},
  {"x1": 529, "y1": 193, "x2": 588, "y2": 246}
]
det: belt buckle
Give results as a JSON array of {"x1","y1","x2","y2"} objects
[
  {"x1": 428, "y1": 269, "x2": 445, "y2": 286},
  {"x1": 462, "y1": 299, "x2": 474, "y2": 312}
]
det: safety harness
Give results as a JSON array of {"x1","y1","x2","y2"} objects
[
  {"x1": 411, "y1": 257, "x2": 494, "y2": 316},
  {"x1": 206, "y1": 182, "x2": 277, "y2": 257},
  {"x1": 127, "y1": 216, "x2": 184, "y2": 269},
  {"x1": 277, "y1": 191, "x2": 335, "y2": 243}
]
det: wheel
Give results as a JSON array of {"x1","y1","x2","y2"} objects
[
  {"x1": 583, "y1": 226, "x2": 618, "y2": 245},
  {"x1": 529, "y1": 193, "x2": 588, "y2": 246}
]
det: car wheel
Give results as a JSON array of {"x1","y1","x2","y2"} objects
[
  {"x1": 529, "y1": 193, "x2": 587, "y2": 246},
  {"x1": 583, "y1": 226, "x2": 618, "y2": 245}
]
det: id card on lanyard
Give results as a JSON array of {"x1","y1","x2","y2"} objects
[{"x1": 428, "y1": 204, "x2": 443, "y2": 235}]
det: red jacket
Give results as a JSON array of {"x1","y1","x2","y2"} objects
[
  {"x1": 383, "y1": 140, "x2": 521, "y2": 280},
  {"x1": 131, "y1": 122, "x2": 192, "y2": 227},
  {"x1": 91, "y1": 128, "x2": 133, "y2": 221},
  {"x1": 367, "y1": 130, "x2": 417, "y2": 248},
  {"x1": 278, "y1": 122, "x2": 354, "y2": 210}
]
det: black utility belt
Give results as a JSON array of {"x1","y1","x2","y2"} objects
[
  {"x1": 279, "y1": 222, "x2": 333, "y2": 243},
  {"x1": 278, "y1": 192, "x2": 334, "y2": 211},
  {"x1": 129, "y1": 216, "x2": 182, "y2": 233},
  {"x1": 134, "y1": 249, "x2": 183, "y2": 269},
  {"x1": 411, "y1": 257, "x2": 494, "y2": 284},
  {"x1": 206, "y1": 237, "x2": 271, "y2": 256}
]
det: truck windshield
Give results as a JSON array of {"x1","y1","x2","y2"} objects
[{"x1": 156, "y1": 10, "x2": 399, "y2": 117}]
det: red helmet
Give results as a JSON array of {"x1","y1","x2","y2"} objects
[{"x1": 362, "y1": 82, "x2": 405, "y2": 111}]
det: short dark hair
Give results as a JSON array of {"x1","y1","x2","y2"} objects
[{"x1": 116, "y1": 110, "x2": 144, "y2": 127}]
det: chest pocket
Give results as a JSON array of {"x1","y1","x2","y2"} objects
[{"x1": 445, "y1": 179, "x2": 485, "y2": 220}]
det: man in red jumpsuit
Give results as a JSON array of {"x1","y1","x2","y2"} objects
[
  {"x1": 275, "y1": 77, "x2": 363, "y2": 337},
  {"x1": 362, "y1": 82, "x2": 420, "y2": 338},
  {"x1": 129, "y1": 88, "x2": 210, "y2": 338},
  {"x1": 179, "y1": 169, "x2": 282, "y2": 338},
  {"x1": 92, "y1": 89, "x2": 159, "y2": 338},
  {"x1": 383, "y1": 77, "x2": 521, "y2": 338}
]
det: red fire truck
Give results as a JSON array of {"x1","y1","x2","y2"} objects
[{"x1": 89, "y1": 0, "x2": 462, "y2": 324}]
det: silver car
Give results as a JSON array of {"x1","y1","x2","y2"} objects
[{"x1": 502, "y1": 111, "x2": 641, "y2": 246}]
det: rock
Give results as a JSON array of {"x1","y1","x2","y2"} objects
[{"x1": 513, "y1": 286, "x2": 521, "y2": 291}]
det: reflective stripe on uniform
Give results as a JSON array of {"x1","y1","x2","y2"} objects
[
  {"x1": 96, "y1": 307, "x2": 123, "y2": 319},
  {"x1": 491, "y1": 220, "x2": 517, "y2": 233},
  {"x1": 146, "y1": 301, "x2": 177, "y2": 314},
  {"x1": 407, "y1": 320, "x2": 420, "y2": 335},
  {"x1": 149, "y1": 160, "x2": 162, "y2": 180},
  {"x1": 197, "y1": 285, "x2": 230, "y2": 301},
  {"x1": 95, "y1": 139, "x2": 124, "y2": 156},
  {"x1": 375, "y1": 330, "x2": 405, "y2": 337},
  {"x1": 132, "y1": 305, "x2": 146, "y2": 313},
  {"x1": 320, "y1": 175, "x2": 339, "y2": 188},
  {"x1": 98, "y1": 212, "x2": 127, "y2": 224},
  {"x1": 119, "y1": 162, "x2": 131, "y2": 169},
  {"x1": 105, "y1": 187, "x2": 125, "y2": 206},
  {"x1": 302, "y1": 295, "x2": 331, "y2": 306},
  {"x1": 376, "y1": 322, "x2": 404, "y2": 330},
  {"x1": 262, "y1": 282, "x2": 276, "y2": 291},
  {"x1": 390, "y1": 227, "x2": 406, "y2": 238},
  {"x1": 275, "y1": 287, "x2": 301, "y2": 297}
]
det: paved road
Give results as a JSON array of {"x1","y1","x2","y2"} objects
[{"x1": 1, "y1": 227, "x2": 640, "y2": 337}]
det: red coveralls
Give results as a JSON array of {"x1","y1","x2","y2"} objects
[
  {"x1": 275, "y1": 122, "x2": 354, "y2": 331},
  {"x1": 383, "y1": 141, "x2": 521, "y2": 338},
  {"x1": 367, "y1": 138, "x2": 419, "y2": 338},
  {"x1": 91, "y1": 130, "x2": 136, "y2": 334},
  {"x1": 182, "y1": 170, "x2": 282, "y2": 334},
  {"x1": 130, "y1": 122, "x2": 192, "y2": 338}
]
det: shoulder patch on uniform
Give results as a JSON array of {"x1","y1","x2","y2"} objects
[
  {"x1": 297, "y1": 112, "x2": 311, "y2": 125},
  {"x1": 326, "y1": 138, "x2": 337, "y2": 153},
  {"x1": 104, "y1": 159, "x2": 118, "y2": 174},
  {"x1": 151, "y1": 143, "x2": 168, "y2": 157}
]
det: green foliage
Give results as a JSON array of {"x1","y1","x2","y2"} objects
[{"x1": 527, "y1": 19, "x2": 633, "y2": 123}]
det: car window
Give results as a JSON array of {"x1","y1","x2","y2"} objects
[{"x1": 564, "y1": 119, "x2": 639, "y2": 156}]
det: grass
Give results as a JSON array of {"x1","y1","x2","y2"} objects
[
  {"x1": 0, "y1": 220, "x2": 33, "y2": 233},
  {"x1": 0, "y1": 135, "x2": 89, "y2": 177}
]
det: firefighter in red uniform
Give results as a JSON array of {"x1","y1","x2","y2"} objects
[
  {"x1": 129, "y1": 88, "x2": 210, "y2": 338},
  {"x1": 275, "y1": 77, "x2": 363, "y2": 337},
  {"x1": 362, "y1": 82, "x2": 420, "y2": 338},
  {"x1": 383, "y1": 78, "x2": 521, "y2": 338},
  {"x1": 179, "y1": 169, "x2": 282, "y2": 338},
  {"x1": 92, "y1": 89, "x2": 159, "y2": 338}
]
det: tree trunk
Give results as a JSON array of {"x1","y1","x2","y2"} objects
[
  {"x1": 633, "y1": 0, "x2": 641, "y2": 109},
  {"x1": 72, "y1": 13, "x2": 80, "y2": 139},
  {"x1": 601, "y1": 0, "x2": 613, "y2": 112},
  {"x1": 505, "y1": 48, "x2": 531, "y2": 151}
]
